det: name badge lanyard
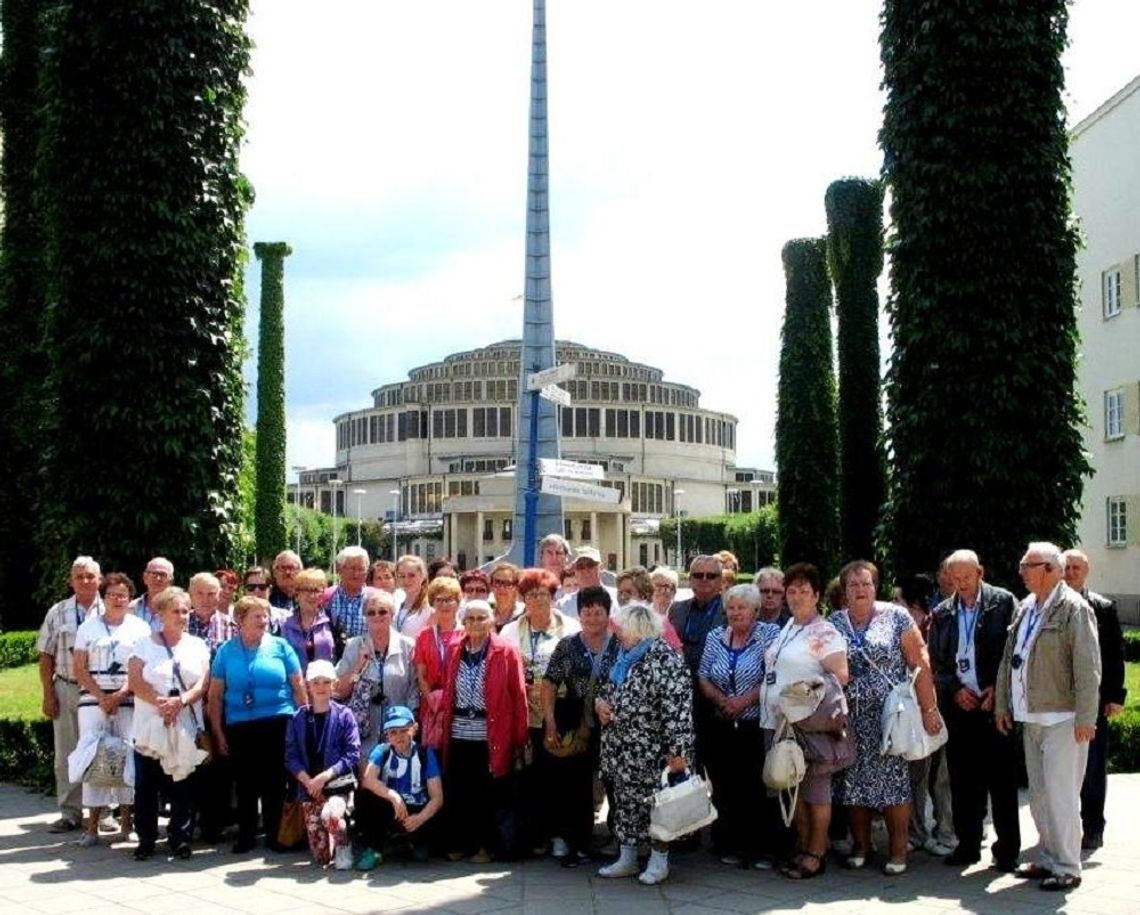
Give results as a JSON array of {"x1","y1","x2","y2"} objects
[
  {"x1": 584, "y1": 634, "x2": 611, "y2": 680},
  {"x1": 99, "y1": 617, "x2": 121, "y2": 679},
  {"x1": 460, "y1": 644, "x2": 487, "y2": 716},
  {"x1": 957, "y1": 603, "x2": 979, "y2": 672},
  {"x1": 1013, "y1": 605, "x2": 1042, "y2": 671},
  {"x1": 434, "y1": 625, "x2": 447, "y2": 666},
  {"x1": 241, "y1": 639, "x2": 261, "y2": 708},
  {"x1": 396, "y1": 602, "x2": 413, "y2": 634},
  {"x1": 157, "y1": 631, "x2": 184, "y2": 700},
  {"x1": 766, "y1": 624, "x2": 806, "y2": 686}
]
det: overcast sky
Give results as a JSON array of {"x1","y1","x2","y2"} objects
[{"x1": 239, "y1": 0, "x2": 1140, "y2": 479}]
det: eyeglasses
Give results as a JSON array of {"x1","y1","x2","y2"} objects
[
  {"x1": 1019, "y1": 561, "x2": 1049, "y2": 571},
  {"x1": 492, "y1": 579, "x2": 516, "y2": 587},
  {"x1": 364, "y1": 609, "x2": 391, "y2": 618},
  {"x1": 295, "y1": 586, "x2": 321, "y2": 594},
  {"x1": 245, "y1": 582, "x2": 270, "y2": 591},
  {"x1": 464, "y1": 615, "x2": 490, "y2": 624},
  {"x1": 464, "y1": 587, "x2": 489, "y2": 596},
  {"x1": 145, "y1": 570, "x2": 171, "y2": 578},
  {"x1": 689, "y1": 572, "x2": 720, "y2": 580},
  {"x1": 652, "y1": 583, "x2": 676, "y2": 591},
  {"x1": 522, "y1": 591, "x2": 551, "y2": 601},
  {"x1": 434, "y1": 596, "x2": 460, "y2": 605},
  {"x1": 759, "y1": 588, "x2": 783, "y2": 595}
]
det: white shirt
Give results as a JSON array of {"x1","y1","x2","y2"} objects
[
  {"x1": 954, "y1": 591, "x2": 982, "y2": 696},
  {"x1": 130, "y1": 633, "x2": 211, "y2": 740},
  {"x1": 1011, "y1": 583, "x2": 1074, "y2": 726},
  {"x1": 759, "y1": 616, "x2": 847, "y2": 730}
]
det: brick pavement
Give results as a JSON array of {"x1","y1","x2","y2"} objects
[{"x1": 0, "y1": 776, "x2": 1137, "y2": 914}]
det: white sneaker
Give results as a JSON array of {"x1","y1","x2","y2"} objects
[
  {"x1": 923, "y1": 836, "x2": 954, "y2": 857},
  {"x1": 551, "y1": 837, "x2": 570, "y2": 858},
  {"x1": 638, "y1": 849, "x2": 669, "y2": 885},
  {"x1": 598, "y1": 845, "x2": 639, "y2": 878},
  {"x1": 334, "y1": 845, "x2": 354, "y2": 870}
]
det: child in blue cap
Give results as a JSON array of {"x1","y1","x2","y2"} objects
[{"x1": 353, "y1": 705, "x2": 443, "y2": 869}]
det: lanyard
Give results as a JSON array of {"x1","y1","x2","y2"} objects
[
  {"x1": 396, "y1": 603, "x2": 415, "y2": 633},
  {"x1": 771, "y1": 619, "x2": 810, "y2": 669},
  {"x1": 725, "y1": 641, "x2": 749, "y2": 694},
  {"x1": 847, "y1": 612, "x2": 872, "y2": 651},
  {"x1": 1018, "y1": 605, "x2": 1043, "y2": 657},
  {"x1": 434, "y1": 626, "x2": 448, "y2": 665},
  {"x1": 461, "y1": 644, "x2": 487, "y2": 699},
  {"x1": 241, "y1": 638, "x2": 262, "y2": 697},
  {"x1": 958, "y1": 604, "x2": 979, "y2": 653},
  {"x1": 583, "y1": 634, "x2": 611, "y2": 680},
  {"x1": 527, "y1": 624, "x2": 549, "y2": 663},
  {"x1": 158, "y1": 631, "x2": 183, "y2": 695}
]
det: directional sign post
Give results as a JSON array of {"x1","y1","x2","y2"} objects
[
  {"x1": 540, "y1": 475, "x2": 621, "y2": 504},
  {"x1": 526, "y1": 363, "x2": 576, "y2": 390},
  {"x1": 539, "y1": 384, "x2": 571, "y2": 407},
  {"x1": 539, "y1": 458, "x2": 603, "y2": 480}
]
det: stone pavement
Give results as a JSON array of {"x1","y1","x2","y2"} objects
[{"x1": 1, "y1": 776, "x2": 1138, "y2": 915}]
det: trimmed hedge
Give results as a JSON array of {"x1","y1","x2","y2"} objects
[
  {"x1": 0, "y1": 718, "x2": 52, "y2": 790},
  {"x1": 0, "y1": 631, "x2": 37, "y2": 670},
  {"x1": 1123, "y1": 628, "x2": 1140, "y2": 663},
  {"x1": 1109, "y1": 710, "x2": 1140, "y2": 773}
]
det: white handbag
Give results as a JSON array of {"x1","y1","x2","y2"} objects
[
  {"x1": 879, "y1": 667, "x2": 948, "y2": 761},
  {"x1": 85, "y1": 719, "x2": 129, "y2": 789},
  {"x1": 647, "y1": 768, "x2": 718, "y2": 842},
  {"x1": 762, "y1": 715, "x2": 806, "y2": 826}
]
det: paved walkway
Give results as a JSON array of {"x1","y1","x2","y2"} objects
[{"x1": 1, "y1": 776, "x2": 1138, "y2": 914}]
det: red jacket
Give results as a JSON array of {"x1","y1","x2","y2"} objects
[{"x1": 440, "y1": 633, "x2": 528, "y2": 778}]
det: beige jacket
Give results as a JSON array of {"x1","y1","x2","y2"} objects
[{"x1": 995, "y1": 583, "x2": 1101, "y2": 728}]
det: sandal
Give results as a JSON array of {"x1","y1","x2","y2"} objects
[
  {"x1": 882, "y1": 859, "x2": 907, "y2": 875},
  {"x1": 1041, "y1": 873, "x2": 1081, "y2": 891},
  {"x1": 780, "y1": 851, "x2": 826, "y2": 880},
  {"x1": 1013, "y1": 862, "x2": 1053, "y2": 880}
]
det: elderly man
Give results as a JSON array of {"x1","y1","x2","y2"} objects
[
  {"x1": 753, "y1": 567, "x2": 790, "y2": 626},
  {"x1": 556, "y1": 546, "x2": 617, "y2": 619},
  {"x1": 1062, "y1": 549, "x2": 1127, "y2": 851},
  {"x1": 328, "y1": 545, "x2": 371, "y2": 641},
  {"x1": 37, "y1": 556, "x2": 105, "y2": 832},
  {"x1": 928, "y1": 549, "x2": 1019, "y2": 870},
  {"x1": 187, "y1": 571, "x2": 235, "y2": 660},
  {"x1": 269, "y1": 550, "x2": 302, "y2": 613},
  {"x1": 129, "y1": 556, "x2": 173, "y2": 632},
  {"x1": 996, "y1": 542, "x2": 1100, "y2": 891},
  {"x1": 669, "y1": 555, "x2": 726, "y2": 769}
]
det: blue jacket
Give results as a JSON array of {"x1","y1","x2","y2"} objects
[{"x1": 284, "y1": 700, "x2": 361, "y2": 800}]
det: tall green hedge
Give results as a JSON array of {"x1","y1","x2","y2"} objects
[
  {"x1": 0, "y1": 0, "x2": 49, "y2": 630},
  {"x1": 880, "y1": 1, "x2": 1088, "y2": 588},
  {"x1": 659, "y1": 506, "x2": 779, "y2": 574},
  {"x1": 34, "y1": 1, "x2": 254, "y2": 598},
  {"x1": 825, "y1": 178, "x2": 886, "y2": 567},
  {"x1": 776, "y1": 238, "x2": 839, "y2": 577},
  {"x1": 253, "y1": 242, "x2": 292, "y2": 564}
]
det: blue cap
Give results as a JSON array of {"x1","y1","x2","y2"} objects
[{"x1": 383, "y1": 705, "x2": 416, "y2": 730}]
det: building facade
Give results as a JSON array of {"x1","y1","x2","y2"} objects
[
  {"x1": 1072, "y1": 74, "x2": 1140, "y2": 623},
  {"x1": 293, "y1": 339, "x2": 775, "y2": 571}
]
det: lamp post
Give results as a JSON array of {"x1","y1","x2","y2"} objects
[
  {"x1": 389, "y1": 488, "x2": 401, "y2": 563},
  {"x1": 328, "y1": 478, "x2": 343, "y2": 574},
  {"x1": 674, "y1": 489, "x2": 685, "y2": 569},
  {"x1": 353, "y1": 488, "x2": 366, "y2": 546},
  {"x1": 291, "y1": 465, "x2": 307, "y2": 558}
]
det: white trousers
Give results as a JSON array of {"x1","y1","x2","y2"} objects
[{"x1": 1023, "y1": 721, "x2": 1088, "y2": 876}]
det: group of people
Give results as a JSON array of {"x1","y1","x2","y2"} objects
[{"x1": 36, "y1": 534, "x2": 1125, "y2": 891}]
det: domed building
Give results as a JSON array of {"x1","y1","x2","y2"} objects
[{"x1": 293, "y1": 339, "x2": 774, "y2": 570}]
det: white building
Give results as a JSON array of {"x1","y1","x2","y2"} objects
[
  {"x1": 293, "y1": 339, "x2": 775, "y2": 571},
  {"x1": 1072, "y1": 74, "x2": 1140, "y2": 623}
]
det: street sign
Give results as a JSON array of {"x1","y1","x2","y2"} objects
[
  {"x1": 540, "y1": 475, "x2": 621, "y2": 504},
  {"x1": 526, "y1": 363, "x2": 577, "y2": 390},
  {"x1": 540, "y1": 457, "x2": 603, "y2": 480},
  {"x1": 539, "y1": 384, "x2": 571, "y2": 407}
]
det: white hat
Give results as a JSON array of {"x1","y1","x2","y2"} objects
[{"x1": 305, "y1": 659, "x2": 337, "y2": 682}]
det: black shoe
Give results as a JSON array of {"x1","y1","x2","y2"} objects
[
  {"x1": 944, "y1": 848, "x2": 980, "y2": 867},
  {"x1": 1081, "y1": 833, "x2": 1103, "y2": 850},
  {"x1": 991, "y1": 858, "x2": 1018, "y2": 873},
  {"x1": 172, "y1": 845, "x2": 192, "y2": 860},
  {"x1": 232, "y1": 839, "x2": 256, "y2": 854},
  {"x1": 133, "y1": 846, "x2": 154, "y2": 861}
]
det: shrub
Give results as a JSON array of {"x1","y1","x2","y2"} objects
[
  {"x1": 1109, "y1": 709, "x2": 1140, "y2": 773},
  {"x1": 0, "y1": 718, "x2": 52, "y2": 790},
  {"x1": 1123, "y1": 628, "x2": 1140, "y2": 663},
  {"x1": 0, "y1": 631, "x2": 37, "y2": 670}
]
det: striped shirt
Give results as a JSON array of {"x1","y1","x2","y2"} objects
[
  {"x1": 451, "y1": 647, "x2": 488, "y2": 741},
  {"x1": 698, "y1": 621, "x2": 780, "y2": 721}
]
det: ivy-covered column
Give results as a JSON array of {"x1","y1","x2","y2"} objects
[
  {"x1": 253, "y1": 242, "x2": 292, "y2": 563},
  {"x1": 881, "y1": 1, "x2": 1088, "y2": 587},
  {"x1": 776, "y1": 238, "x2": 840, "y2": 576},
  {"x1": 825, "y1": 178, "x2": 886, "y2": 567}
]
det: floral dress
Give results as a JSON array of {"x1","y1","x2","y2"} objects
[
  {"x1": 830, "y1": 603, "x2": 915, "y2": 808},
  {"x1": 598, "y1": 638, "x2": 695, "y2": 845}
]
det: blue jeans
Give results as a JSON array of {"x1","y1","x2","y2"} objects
[{"x1": 134, "y1": 751, "x2": 195, "y2": 852}]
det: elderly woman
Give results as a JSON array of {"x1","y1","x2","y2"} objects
[
  {"x1": 627, "y1": 566, "x2": 682, "y2": 650},
  {"x1": 759, "y1": 563, "x2": 849, "y2": 879},
  {"x1": 334, "y1": 589, "x2": 419, "y2": 757},
  {"x1": 460, "y1": 569, "x2": 491, "y2": 604},
  {"x1": 282, "y1": 568, "x2": 336, "y2": 666},
  {"x1": 698, "y1": 584, "x2": 781, "y2": 868},
  {"x1": 368, "y1": 560, "x2": 398, "y2": 592},
  {"x1": 830, "y1": 560, "x2": 941, "y2": 875},
  {"x1": 414, "y1": 576, "x2": 465, "y2": 748},
  {"x1": 489, "y1": 562, "x2": 524, "y2": 631},
  {"x1": 394, "y1": 555, "x2": 432, "y2": 640},
  {"x1": 72, "y1": 573, "x2": 151, "y2": 847},
  {"x1": 501, "y1": 568, "x2": 581, "y2": 857},
  {"x1": 439, "y1": 599, "x2": 528, "y2": 863},
  {"x1": 285, "y1": 660, "x2": 361, "y2": 868},
  {"x1": 541, "y1": 585, "x2": 621, "y2": 867},
  {"x1": 208, "y1": 595, "x2": 306, "y2": 854},
  {"x1": 595, "y1": 603, "x2": 695, "y2": 885},
  {"x1": 649, "y1": 567, "x2": 678, "y2": 616},
  {"x1": 128, "y1": 587, "x2": 211, "y2": 860}
]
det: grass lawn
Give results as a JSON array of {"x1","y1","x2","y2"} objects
[
  {"x1": 1125, "y1": 659, "x2": 1139, "y2": 712},
  {"x1": 0, "y1": 664, "x2": 42, "y2": 720}
]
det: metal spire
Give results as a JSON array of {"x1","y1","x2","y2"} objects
[{"x1": 509, "y1": 0, "x2": 562, "y2": 566}]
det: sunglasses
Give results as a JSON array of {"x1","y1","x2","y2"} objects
[
  {"x1": 689, "y1": 572, "x2": 721, "y2": 580},
  {"x1": 245, "y1": 582, "x2": 270, "y2": 591}
]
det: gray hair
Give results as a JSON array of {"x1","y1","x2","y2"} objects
[
  {"x1": 1026, "y1": 541, "x2": 1064, "y2": 571},
  {"x1": 616, "y1": 601, "x2": 663, "y2": 643},
  {"x1": 539, "y1": 533, "x2": 571, "y2": 557},
  {"x1": 273, "y1": 550, "x2": 301, "y2": 568},
  {"x1": 188, "y1": 572, "x2": 220, "y2": 592},
  {"x1": 362, "y1": 588, "x2": 396, "y2": 613},
  {"x1": 943, "y1": 549, "x2": 981, "y2": 570},
  {"x1": 649, "y1": 566, "x2": 679, "y2": 588},
  {"x1": 72, "y1": 555, "x2": 101, "y2": 576},
  {"x1": 336, "y1": 545, "x2": 369, "y2": 568},
  {"x1": 689, "y1": 554, "x2": 723, "y2": 573},
  {"x1": 753, "y1": 566, "x2": 783, "y2": 586},
  {"x1": 1061, "y1": 547, "x2": 1089, "y2": 565},
  {"x1": 725, "y1": 583, "x2": 761, "y2": 610}
]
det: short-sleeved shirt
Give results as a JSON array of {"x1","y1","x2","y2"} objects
[
  {"x1": 368, "y1": 741, "x2": 441, "y2": 807},
  {"x1": 698, "y1": 622, "x2": 781, "y2": 721},
  {"x1": 128, "y1": 594, "x2": 164, "y2": 633},
  {"x1": 37, "y1": 596, "x2": 104, "y2": 681},
  {"x1": 131, "y1": 632, "x2": 211, "y2": 738},
  {"x1": 759, "y1": 616, "x2": 847, "y2": 729},
  {"x1": 74, "y1": 613, "x2": 151, "y2": 703},
  {"x1": 501, "y1": 611, "x2": 581, "y2": 728},
  {"x1": 211, "y1": 634, "x2": 302, "y2": 724}
]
